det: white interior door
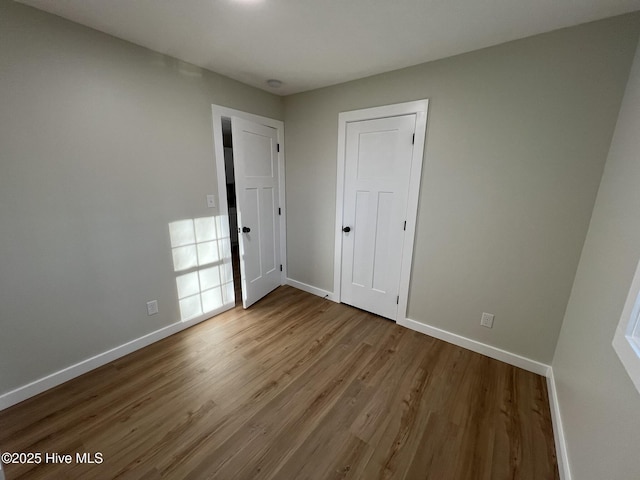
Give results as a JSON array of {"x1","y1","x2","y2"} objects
[
  {"x1": 341, "y1": 114, "x2": 417, "y2": 320},
  {"x1": 231, "y1": 117, "x2": 281, "y2": 308}
]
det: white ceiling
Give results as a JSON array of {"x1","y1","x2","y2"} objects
[{"x1": 18, "y1": 0, "x2": 640, "y2": 95}]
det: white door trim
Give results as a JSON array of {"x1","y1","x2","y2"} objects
[
  {"x1": 211, "y1": 105, "x2": 287, "y2": 286},
  {"x1": 333, "y1": 100, "x2": 429, "y2": 321}
]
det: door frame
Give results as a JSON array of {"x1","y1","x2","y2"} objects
[
  {"x1": 211, "y1": 105, "x2": 287, "y2": 294},
  {"x1": 333, "y1": 100, "x2": 429, "y2": 322}
]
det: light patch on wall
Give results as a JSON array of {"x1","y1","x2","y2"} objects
[{"x1": 169, "y1": 216, "x2": 234, "y2": 321}]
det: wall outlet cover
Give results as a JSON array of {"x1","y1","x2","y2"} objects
[
  {"x1": 147, "y1": 300, "x2": 159, "y2": 316},
  {"x1": 481, "y1": 312, "x2": 494, "y2": 328}
]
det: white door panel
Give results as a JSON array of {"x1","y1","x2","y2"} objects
[
  {"x1": 232, "y1": 117, "x2": 281, "y2": 308},
  {"x1": 242, "y1": 187, "x2": 261, "y2": 283},
  {"x1": 341, "y1": 114, "x2": 416, "y2": 320},
  {"x1": 260, "y1": 187, "x2": 277, "y2": 274}
]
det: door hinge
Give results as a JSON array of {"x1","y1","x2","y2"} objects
[
  {"x1": 397, "y1": 296, "x2": 399, "y2": 305},
  {"x1": 280, "y1": 264, "x2": 283, "y2": 272},
  {"x1": 412, "y1": 133, "x2": 415, "y2": 144},
  {"x1": 403, "y1": 221, "x2": 406, "y2": 231},
  {"x1": 277, "y1": 143, "x2": 280, "y2": 152},
  {"x1": 278, "y1": 207, "x2": 281, "y2": 215}
]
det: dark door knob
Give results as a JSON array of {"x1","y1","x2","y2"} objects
[
  {"x1": 242, "y1": 226, "x2": 251, "y2": 233},
  {"x1": 342, "y1": 226, "x2": 351, "y2": 233}
]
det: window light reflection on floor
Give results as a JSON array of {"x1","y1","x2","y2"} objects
[{"x1": 169, "y1": 216, "x2": 234, "y2": 321}]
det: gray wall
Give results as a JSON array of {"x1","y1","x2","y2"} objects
[
  {"x1": 283, "y1": 14, "x2": 640, "y2": 363},
  {"x1": 0, "y1": 0, "x2": 283, "y2": 394},
  {"x1": 552, "y1": 39, "x2": 640, "y2": 479}
]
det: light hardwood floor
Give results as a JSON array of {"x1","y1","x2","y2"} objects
[{"x1": 0, "y1": 286, "x2": 558, "y2": 479}]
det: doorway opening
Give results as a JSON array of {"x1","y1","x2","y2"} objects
[{"x1": 221, "y1": 117, "x2": 242, "y2": 306}]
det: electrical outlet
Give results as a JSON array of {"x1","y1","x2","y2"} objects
[
  {"x1": 206, "y1": 195, "x2": 216, "y2": 208},
  {"x1": 480, "y1": 312, "x2": 494, "y2": 328},
  {"x1": 146, "y1": 300, "x2": 158, "y2": 316}
]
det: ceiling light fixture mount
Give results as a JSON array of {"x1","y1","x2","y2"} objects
[{"x1": 266, "y1": 79, "x2": 282, "y2": 88}]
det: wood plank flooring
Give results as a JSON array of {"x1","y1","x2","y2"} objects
[{"x1": 0, "y1": 286, "x2": 558, "y2": 479}]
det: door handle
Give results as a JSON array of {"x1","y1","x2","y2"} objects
[
  {"x1": 342, "y1": 226, "x2": 351, "y2": 233},
  {"x1": 242, "y1": 226, "x2": 251, "y2": 233}
]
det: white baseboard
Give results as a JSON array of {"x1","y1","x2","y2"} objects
[
  {"x1": 546, "y1": 369, "x2": 572, "y2": 480},
  {"x1": 0, "y1": 303, "x2": 234, "y2": 412},
  {"x1": 399, "y1": 317, "x2": 551, "y2": 376},
  {"x1": 286, "y1": 278, "x2": 338, "y2": 302}
]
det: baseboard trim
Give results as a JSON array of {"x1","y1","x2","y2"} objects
[
  {"x1": 546, "y1": 369, "x2": 571, "y2": 480},
  {"x1": 399, "y1": 317, "x2": 551, "y2": 376},
  {"x1": 286, "y1": 278, "x2": 338, "y2": 302},
  {"x1": 0, "y1": 303, "x2": 234, "y2": 412}
]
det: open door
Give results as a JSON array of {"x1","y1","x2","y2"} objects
[{"x1": 231, "y1": 117, "x2": 281, "y2": 308}]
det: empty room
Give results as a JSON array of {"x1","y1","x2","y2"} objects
[{"x1": 2, "y1": 0, "x2": 640, "y2": 478}]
